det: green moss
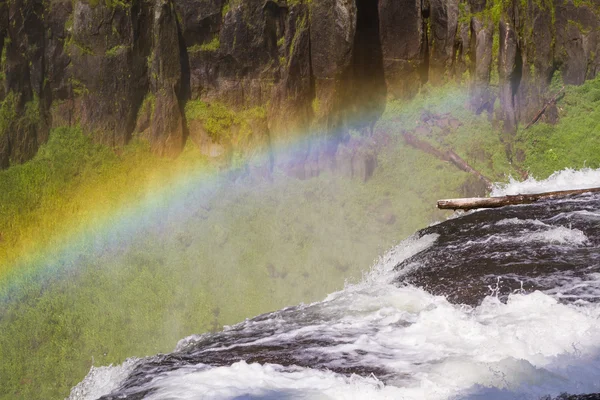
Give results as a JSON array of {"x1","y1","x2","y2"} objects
[
  {"x1": 137, "y1": 93, "x2": 156, "y2": 123},
  {"x1": 201, "y1": 36, "x2": 220, "y2": 52},
  {"x1": 188, "y1": 36, "x2": 220, "y2": 53},
  {"x1": 185, "y1": 101, "x2": 235, "y2": 140},
  {"x1": 185, "y1": 100, "x2": 266, "y2": 143},
  {"x1": 222, "y1": 0, "x2": 230, "y2": 17},
  {"x1": 71, "y1": 39, "x2": 94, "y2": 56},
  {"x1": 69, "y1": 78, "x2": 89, "y2": 96},
  {"x1": 287, "y1": 15, "x2": 306, "y2": 59},
  {"x1": 105, "y1": 44, "x2": 128, "y2": 58}
]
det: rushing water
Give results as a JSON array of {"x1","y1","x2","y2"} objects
[{"x1": 70, "y1": 171, "x2": 600, "y2": 400}]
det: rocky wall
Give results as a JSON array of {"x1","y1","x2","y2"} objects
[{"x1": 0, "y1": 0, "x2": 599, "y2": 173}]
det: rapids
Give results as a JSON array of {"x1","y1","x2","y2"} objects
[{"x1": 69, "y1": 170, "x2": 600, "y2": 400}]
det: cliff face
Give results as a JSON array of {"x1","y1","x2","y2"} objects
[{"x1": 0, "y1": 0, "x2": 599, "y2": 173}]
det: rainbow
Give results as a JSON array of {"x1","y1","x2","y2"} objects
[{"x1": 0, "y1": 83, "x2": 473, "y2": 304}]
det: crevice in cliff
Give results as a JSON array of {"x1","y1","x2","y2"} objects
[
  {"x1": 344, "y1": 0, "x2": 386, "y2": 134},
  {"x1": 177, "y1": 17, "x2": 191, "y2": 146},
  {"x1": 421, "y1": 6, "x2": 430, "y2": 86},
  {"x1": 264, "y1": 1, "x2": 286, "y2": 62},
  {"x1": 512, "y1": 46, "x2": 523, "y2": 103},
  {"x1": 178, "y1": 21, "x2": 191, "y2": 103}
]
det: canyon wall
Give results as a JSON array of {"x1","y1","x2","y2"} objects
[{"x1": 0, "y1": 0, "x2": 599, "y2": 175}]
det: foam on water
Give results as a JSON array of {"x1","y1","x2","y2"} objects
[
  {"x1": 491, "y1": 168, "x2": 600, "y2": 196},
  {"x1": 462, "y1": 225, "x2": 588, "y2": 247},
  {"x1": 71, "y1": 286, "x2": 600, "y2": 400},
  {"x1": 523, "y1": 226, "x2": 589, "y2": 245},
  {"x1": 68, "y1": 358, "x2": 140, "y2": 400}
]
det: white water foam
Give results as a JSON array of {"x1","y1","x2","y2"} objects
[
  {"x1": 523, "y1": 226, "x2": 589, "y2": 245},
  {"x1": 494, "y1": 218, "x2": 549, "y2": 227},
  {"x1": 491, "y1": 168, "x2": 600, "y2": 196},
  {"x1": 72, "y1": 286, "x2": 600, "y2": 400},
  {"x1": 67, "y1": 358, "x2": 140, "y2": 400},
  {"x1": 464, "y1": 224, "x2": 588, "y2": 247}
]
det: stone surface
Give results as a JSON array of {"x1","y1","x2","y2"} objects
[
  {"x1": 2, "y1": 0, "x2": 600, "y2": 172},
  {"x1": 469, "y1": 17, "x2": 494, "y2": 114},
  {"x1": 429, "y1": 0, "x2": 459, "y2": 82},
  {"x1": 147, "y1": 0, "x2": 186, "y2": 157},
  {"x1": 378, "y1": 0, "x2": 427, "y2": 98},
  {"x1": 498, "y1": 19, "x2": 519, "y2": 134},
  {"x1": 70, "y1": 0, "x2": 151, "y2": 147}
]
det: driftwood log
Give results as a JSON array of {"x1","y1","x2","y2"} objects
[
  {"x1": 402, "y1": 132, "x2": 492, "y2": 188},
  {"x1": 524, "y1": 86, "x2": 565, "y2": 129},
  {"x1": 438, "y1": 187, "x2": 600, "y2": 211}
]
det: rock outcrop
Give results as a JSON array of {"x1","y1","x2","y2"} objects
[{"x1": 1, "y1": 0, "x2": 600, "y2": 174}]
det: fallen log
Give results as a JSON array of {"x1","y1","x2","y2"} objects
[
  {"x1": 402, "y1": 132, "x2": 492, "y2": 188},
  {"x1": 437, "y1": 187, "x2": 600, "y2": 211},
  {"x1": 524, "y1": 86, "x2": 565, "y2": 130}
]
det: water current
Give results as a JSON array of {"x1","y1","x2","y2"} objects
[{"x1": 69, "y1": 170, "x2": 600, "y2": 400}]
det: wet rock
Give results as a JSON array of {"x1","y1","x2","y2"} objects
[
  {"x1": 147, "y1": 0, "x2": 186, "y2": 157},
  {"x1": 378, "y1": 0, "x2": 427, "y2": 98},
  {"x1": 498, "y1": 18, "x2": 519, "y2": 134},
  {"x1": 555, "y1": 1, "x2": 600, "y2": 86},
  {"x1": 470, "y1": 17, "x2": 494, "y2": 114},
  {"x1": 268, "y1": 3, "x2": 312, "y2": 152},
  {"x1": 45, "y1": 0, "x2": 73, "y2": 105},
  {"x1": 334, "y1": 138, "x2": 377, "y2": 182},
  {"x1": 195, "y1": 0, "x2": 281, "y2": 107},
  {"x1": 175, "y1": 0, "x2": 223, "y2": 48},
  {"x1": 429, "y1": 0, "x2": 459, "y2": 82},
  {"x1": 71, "y1": 1, "x2": 151, "y2": 147},
  {"x1": 310, "y1": 0, "x2": 357, "y2": 135},
  {"x1": 0, "y1": 0, "x2": 49, "y2": 166},
  {"x1": 514, "y1": 0, "x2": 554, "y2": 124},
  {"x1": 134, "y1": 99, "x2": 153, "y2": 135}
]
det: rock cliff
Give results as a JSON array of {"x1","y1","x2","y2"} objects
[{"x1": 0, "y1": 0, "x2": 599, "y2": 174}]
